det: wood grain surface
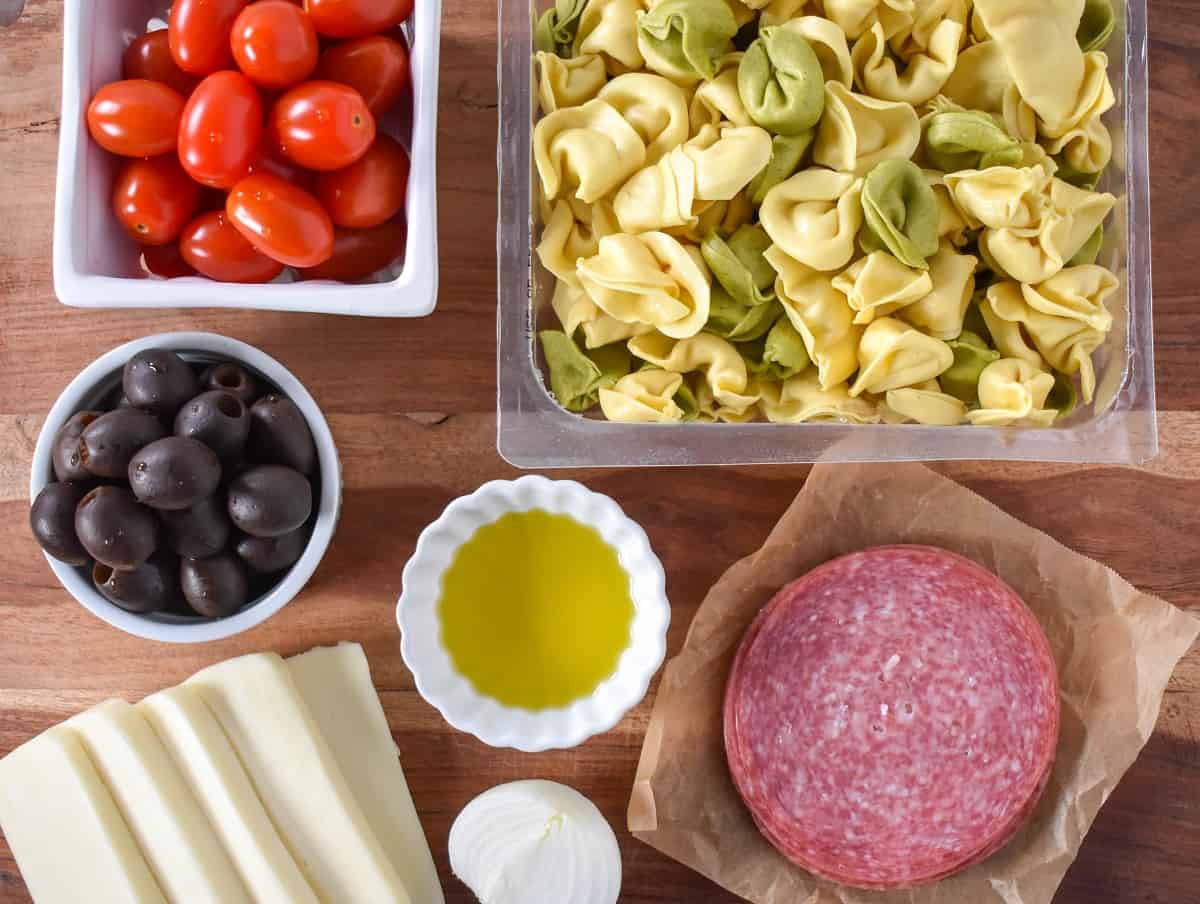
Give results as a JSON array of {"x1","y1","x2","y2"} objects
[{"x1": 1, "y1": 2, "x2": 1199, "y2": 902}]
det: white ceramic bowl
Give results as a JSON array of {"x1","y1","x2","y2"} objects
[
  {"x1": 397, "y1": 476, "x2": 670, "y2": 751},
  {"x1": 30, "y1": 332, "x2": 342, "y2": 643},
  {"x1": 53, "y1": 1, "x2": 440, "y2": 316}
]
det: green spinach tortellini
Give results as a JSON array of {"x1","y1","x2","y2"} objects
[
  {"x1": 940, "y1": 330, "x2": 1001, "y2": 403},
  {"x1": 923, "y1": 110, "x2": 1023, "y2": 173},
  {"x1": 701, "y1": 223, "x2": 776, "y2": 307},
  {"x1": 539, "y1": 330, "x2": 632, "y2": 411},
  {"x1": 737, "y1": 26, "x2": 826, "y2": 135},
  {"x1": 636, "y1": 0, "x2": 738, "y2": 82},
  {"x1": 746, "y1": 132, "x2": 813, "y2": 205},
  {"x1": 536, "y1": 0, "x2": 590, "y2": 57},
  {"x1": 859, "y1": 158, "x2": 940, "y2": 269}
]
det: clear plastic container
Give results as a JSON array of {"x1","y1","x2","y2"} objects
[{"x1": 496, "y1": 0, "x2": 1156, "y2": 467}]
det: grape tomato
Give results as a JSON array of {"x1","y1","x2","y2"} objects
[
  {"x1": 299, "y1": 220, "x2": 406, "y2": 281},
  {"x1": 315, "y1": 34, "x2": 411, "y2": 116},
  {"x1": 305, "y1": 0, "x2": 415, "y2": 39},
  {"x1": 86, "y1": 80, "x2": 185, "y2": 157},
  {"x1": 170, "y1": 0, "x2": 249, "y2": 75},
  {"x1": 231, "y1": 1, "x2": 320, "y2": 89},
  {"x1": 122, "y1": 31, "x2": 200, "y2": 96},
  {"x1": 178, "y1": 71, "x2": 264, "y2": 189},
  {"x1": 180, "y1": 211, "x2": 286, "y2": 283},
  {"x1": 316, "y1": 134, "x2": 410, "y2": 228},
  {"x1": 226, "y1": 173, "x2": 335, "y2": 268},
  {"x1": 272, "y1": 81, "x2": 376, "y2": 171},
  {"x1": 112, "y1": 155, "x2": 202, "y2": 246},
  {"x1": 142, "y1": 243, "x2": 198, "y2": 279}
]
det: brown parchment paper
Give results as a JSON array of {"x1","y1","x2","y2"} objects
[{"x1": 628, "y1": 462, "x2": 1200, "y2": 904}]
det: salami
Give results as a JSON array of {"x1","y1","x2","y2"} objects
[{"x1": 723, "y1": 545, "x2": 1059, "y2": 890}]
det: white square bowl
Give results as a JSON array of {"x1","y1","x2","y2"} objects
[{"x1": 53, "y1": 0, "x2": 441, "y2": 317}]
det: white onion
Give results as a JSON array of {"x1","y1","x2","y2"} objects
[{"x1": 449, "y1": 781, "x2": 621, "y2": 904}]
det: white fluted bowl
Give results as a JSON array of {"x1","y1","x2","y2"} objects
[{"x1": 397, "y1": 476, "x2": 669, "y2": 751}]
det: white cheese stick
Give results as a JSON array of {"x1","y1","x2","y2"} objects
[
  {"x1": 139, "y1": 685, "x2": 321, "y2": 904},
  {"x1": 68, "y1": 699, "x2": 252, "y2": 904},
  {"x1": 0, "y1": 725, "x2": 168, "y2": 904},
  {"x1": 287, "y1": 643, "x2": 445, "y2": 904},
  {"x1": 187, "y1": 653, "x2": 413, "y2": 904}
]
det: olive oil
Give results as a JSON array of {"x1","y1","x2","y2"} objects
[{"x1": 437, "y1": 510, "x2": 635, "y2": 711}]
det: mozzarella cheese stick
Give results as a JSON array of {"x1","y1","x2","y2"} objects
[
  {"x1": 187, "y1": 653, "x2": 413, "y2": 904},
  {"x1": 0, "y1": 725, "x2": 168, "y2": 904},
  {"x1": 68, "y1": 699, "x2": 252, "y2": 904},
  {"x1": 139, "y1": 685, "x2": 320, "y2": 904},
  {"x1": 287, "y1": 643, "x2": 445, "y2": 904}
]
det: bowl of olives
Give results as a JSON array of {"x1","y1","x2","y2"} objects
[{"x1": 29, "y1": 332, "x2": 340, "y2": 642}]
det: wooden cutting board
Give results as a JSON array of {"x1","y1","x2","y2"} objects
[{"x1": 1, "y1": 1, "x2": 1198, "y2": 901}]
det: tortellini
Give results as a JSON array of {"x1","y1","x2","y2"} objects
[
  {"x1": 758, "y1": 372, "x2": 880, "y2": 423},
  {"x1": 737, "y1": 27, "x2": 826, "y2": 135},
  {"x1": 599, "y1": 369, "x2": 687, "y2": 421},
  {"x1": 627, "y1": 332, "x2": 759, "y2": 412},
  {"x1": 576, "y1": 232, "x2": 712, "y2": 338},
  {"x1": 635, "y1": 0, "x2": 738, "y2": 83},
  {"x1": 813, "y1": 81, "x2": 921, "y2": 175},
  {"x1": 849, "y1": 316, "x2": 953, "y2": 396},
  {"x1": 537, "y1": 52, "x2": 607, "y2": 113},
  {"x1": 760, "y1": 168, "x2": 864, "y2": 272},
  {"x1": 850, "y1": 17, "x2": 962, "y2": 105},
  {"x1": 831, "y1": 251, "x2": 932, "y2": 325},
  {"x1": 530, "y1": 0, "x2": 1122, "y2": 427},
  {"x1": 885, "y1": 379, "x2": 967, "y2": 425},
  {"x1": 534, "y1": 99, "x2": 647, "y2": 202},
  {"x1": 966, "y1": 357, "x2": 1058, "y2": 427},
  {"x1": 597, "y1": 73, "x2": 690, "y2": 165},
  {"x1": 859, "y1": 158, "x2": 940, "y2": 268}
]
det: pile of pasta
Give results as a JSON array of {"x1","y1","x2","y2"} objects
[{"x1": 532, "y1": 0, "x2": 1120, "y2": 426}]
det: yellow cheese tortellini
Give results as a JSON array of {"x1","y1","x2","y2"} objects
[
  {"x1": 823, "y1": 0, "x2": 916, "y2": 41},
  {"x1": 1021, "y1": 264, "x2": 1117, "y2": 332},
  {"x1": 831, "y1": 251, "x2": 932, "y2": 325},
  {"x1": 945, "y1": 163, "x2": 1052, "y2": 231},
  {"x1": 689, "y1": 52, "x2": 752, "y2": 131},
  {"x1": 536, "y1": 197, "x2": 618, "y2": 287},
  {"x1": 577, "y1": 232, "x2": 711, "y2": 338},
  {"x1": 573, "y1": 0, "x2": 648, "y2": 73},
  {"x1": 1039, "y1": 51, "x2": 1115, "y2": 175},
  {"x1": 813, "y1": 81, "x2": 921, "y2": 176},
  {"x1": 940, "y1": 41, "x2": 1010, "y2": 113},
  {"x1": 884, "y1": 379, "x2": 967, "y2": 425},
  {"x1": 766, "y1": 244, "x2": 864, "y2": 389},
  {"x1": 684, "y1": 124, "x2": 775, "y2": 200},
  {"x1": 534, "y1": 98, "x2": 647, "y2": 202},
  {"x1": 849, "y1": 316, "x2": 953, "y2": 396},
  {"x1": 758, "y1": 371, "x2": 880, "y2": 423},
  {"x1": 850, "y1": 17, "x2": 962, "y2": 105},
  {"x1": 597, "y1": 73, "x2": 690, "y2": 165},
  {"x1": 627, "y1": 332, "x2": 759, "y2": 413},
  {"x1": 536, "y1": 52, "x2": 607, "y2": 114},
  {"x1": 966, "y1": 357, "x2": 1058, "y2": 427},
  {"x1": 984, "y1": 281, "x2": 1108, "y2": 403},
  {"x1": 760, "y1": 167, "x2": 864, "y2": 272},
  {"x1": 778, "y1": 17, "x2": 854, "y2": 87},
  {"x1": 599, "y1": 369, "x2": 686, "y2": 422},
  {"x1": 895, "y1": 242, "x2": 977, "y2": 339},
  {"x1": 551, "y1": 278, "x2": 654, "y2": 348}
]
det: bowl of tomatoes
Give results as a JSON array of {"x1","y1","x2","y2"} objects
[{"x1": 53, "y1": 0, "x2": 440, "y2": 317}]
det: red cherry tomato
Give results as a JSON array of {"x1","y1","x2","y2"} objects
[
  {"x1": 315, "y1": 135, "x2": 409, "y2": 228},
  {"x1": 272, "y1": 81, "x2": 375, "y2": 171},
  {"x1": 315, "y1": 35, "x2": 410, "y2": 116},
  {"x1": 180, "y1": 210, "x2": 286, "y2": 283},
  {"x1": 169, "y1": 0, "x2": 249, "y2": 75},
  {"x1": 226, "y1": 173, "x2": 334, "y2": 267},
  {"x1": 247, "y1": 122, "x2": 313, "y2": 187},
  {"x1": 122, "y1": 31, "x2": 200, "y2": 96},
  {"x1": 178, "y1": 71, "x2": 264, "y2": 189},
  {"x1": 112, "y1": 155, "x2": 202, "y2": 246},
  {"x1": 86, "y1": 80, "x2": 185, "y2": 157},
  {"x1": 304, "y1": 0, "x2": 414, "y2": 39},
  {"x1": 142, "y1": 243, "x2": 198, "y2": 279},
  {"x1": 230, "y1": 1, "x2": 319, "y2": 90},
  {"x1": 299, "y1": 220, "x2": 406, "y2": 281}
]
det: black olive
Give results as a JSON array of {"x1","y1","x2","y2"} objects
[
  {"x1": 247, "y1": 395, "x2": 316, "y2": 474},
  {"x1": 93, "y1": 554, "x2": 178, "y2": 614},
  {"x1": 181, "y1": 553, "x2": 250, "y2": 617},
  {"x1": 227, "y1": 465, "x2": 312, "y2": 538},
  {"x1": 199, "y1": 362, "x2": 258, "y2": 405},
  {"x1": 52, "y1": 410, "x2": 104, "y2": 481},
  {"x1": 174, "y1": 391, "x2": 250, "y2": 465},
  {"x1": 80, "y1": 408, "x2": 167, "y2": 479},
  {"x1": 30, "y1": 481, "x2": 90, "y2": 565},
  {"x1": 235, "y1": 526, "x2": 309, "y2": 574},
  {"x1": 159, "y1": 493, "x2": 232, "y2": 558},
  {"x1": 129, "y1": 437, "x2": 222, "y2": 510},
  {"x1": 75, "y1": 486, "x2": 158, "y2": 569},
  {"x1": 123, "y1": 348, "x2": 198, "y2": 418}
]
